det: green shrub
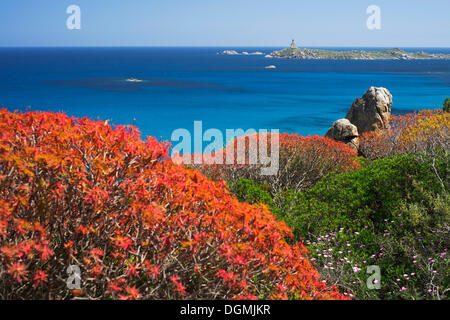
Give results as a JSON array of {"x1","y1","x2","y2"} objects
[
  {"x1": 270, "y1": 153, "x2": 449, "y2": 299},
  {"x1": 274, "y1": 153, "x2": 448, "y2": 238},
  {"x1": 306, "y1": 194, "x2": 449, "y2": 299},
  {"x1": 444, "y1": 97, "x2": 450, "y2": 113},
  {"x1": 230, "y1": 179, "x2": 273, "y2": 206}
]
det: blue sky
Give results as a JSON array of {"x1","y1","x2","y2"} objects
[{"x1": 0, "y1": 0, "x2": 449, "y2": 47}]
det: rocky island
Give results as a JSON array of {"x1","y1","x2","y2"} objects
[
  {"x1": 219, "y1": 50, "x2": 265, "y2": 56},
  {"x1": 220, "y1": 40, "x2": 450, "y2": 60},
  {"x1": 271, "y1": 40, "x2": 450, "y2": 60},
  {"x1": 270, "y1": 47, "x2": 450, "y2": 60}
]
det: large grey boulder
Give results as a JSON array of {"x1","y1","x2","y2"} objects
[
  {"x1": 325, "y1": 118, "x2": 358, "y2": 140},
  {"x1": 325, "y1": 118, "x2": 359, "y2": 150},
  {"x1": 345, "y1": 87, "x2": 392, "y2": 134}
]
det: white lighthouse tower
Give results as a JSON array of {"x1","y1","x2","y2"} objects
[{"x1": 290, "y1": 39, "x2": 297, "y2": 49}]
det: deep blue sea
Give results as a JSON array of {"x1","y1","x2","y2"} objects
[{"x1": 0, "y1": 47, "x2": 449, "y2": 141}]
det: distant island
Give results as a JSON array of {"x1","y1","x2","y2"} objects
[
  {"x1": 219, "y1": 50, "x2": 265, "y2": 56},
  {"x1": 220, "y1": 39, "x2": 450, "y2": 60}
]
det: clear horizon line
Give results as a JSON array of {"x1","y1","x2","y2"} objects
[{"x1": 1, "y1": 45, "x2": 450, "y2": 49}]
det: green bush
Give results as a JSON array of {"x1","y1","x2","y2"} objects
[
  {"x1": 444, "y1": 97, "x2": 450, "y2": 113},
  {"x1": 272, "y1": 153, "x2": 449, "y2": 299},
  {"x1": 230, "y1": 179, "x2": 273, "y2": 206},
  {"x1": 274, "y1": 153, "x2": 448, "y2": 238},
  {"x1": 231, "y1": 153, "x2": 449, "y2": 299},
  {"x1": 305, "y1": 194, "x2": 449, "y2": 299}
]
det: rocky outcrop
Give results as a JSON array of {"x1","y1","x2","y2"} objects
[
  {"x1": 219, "y1": 50, "x2": 265, "y2": 56},
  {"x1": 220, "y1": 50, "x2": 239, "y2": 55},
  {"x1": 325, "y1": 119, "x2": 359, "y2": 150},
  {"x1": 345, "y1": 87, "x2": 392, "y2": 134},
  {"x1": 325, "y1": 86, "x2": 393, "y2": 151}
]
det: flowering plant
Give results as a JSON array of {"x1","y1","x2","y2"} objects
[{"x1": 0, "y1": 109, "x2": 346, "y2": 300}]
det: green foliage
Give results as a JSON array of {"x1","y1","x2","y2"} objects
[
  {"x1": 305, "y1": 195, "x2": 449, "y2": 299},
  {"x1": 276, "y1": 153, "x2": 449, "y2": 299},
  {"x1": 231, "y1": 153, "x2": 450, "y2": 299},
  {"x1": 444, "y1": 97, "x2": 450, "y2": 113},
  {"x1": 230, "y1": 179, "x2": 273, "y2": 206},
  {"x1": 274, "y1": 153, "x2": 448, "y2": 238}
]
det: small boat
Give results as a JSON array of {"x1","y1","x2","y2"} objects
[
  {"x1": 126, "y1": 77, "x2": 143, "y2": 82},
  {"x1": 265, "y1": 65, "x2": 276, "y2": 69}
]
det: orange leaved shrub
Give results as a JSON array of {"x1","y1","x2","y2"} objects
[
  {"x1": 359, "y1": 109, "x2": 450, "y2": 160},
  {"x1": 195, "y1": 133, "x2": 360, "y2": 194},
  {"x1": 0, "y1": 109, "x2": 347, "y2": 300}
]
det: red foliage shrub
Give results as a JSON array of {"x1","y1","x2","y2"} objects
[
  {"x1": 195, "y1": 133, "x2": 360, "y2": 194},
  {"x1": 0, "y1": 109, "x2": 347, "y2": 300},
  {"x1": 359, "y1": 109, "x2": 450, "y2": 160}
]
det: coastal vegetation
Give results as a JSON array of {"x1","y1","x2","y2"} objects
[
  {"x1": 0, "y1": 100, "x2": 448, "y2": 300},
  {"x1": 200, "y1": 108, "x2": 449, "y2": 300},
  {"x1": 195, "y1": 134, "x2": 360, "y2": 195},
  {"x1": 232, "y1": 153, "x2": 449, "y2": 299},
  {"x1": 0, "y1": 109, "x2": 345, "y2": 300}
]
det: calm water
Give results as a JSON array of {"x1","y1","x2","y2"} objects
[{"x1": 0, "y1": 47, "x2": 449, "y2": 141}]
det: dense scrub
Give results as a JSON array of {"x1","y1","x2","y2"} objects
[
  {"x1": 275, "y1": 154, "x2": 448, "y2": 237},
  {"x1": 196, "y1": 109, "x2": 450, "y2": 300},
  {"x1": 359, "y1": 109, "x2": 449, "y2": 160},
  {"x1": 2, "y1": 106, "x2": 448, "y2": 300},
  {"x1": 197, "y1": 133, "x2": 360, "y2": 195},
  {"x1": 233, "y1": 154, "x2": 449, "y2": 299},
  {"x1": 0, "y1": 109, "x2": 346, "y2": 300}
]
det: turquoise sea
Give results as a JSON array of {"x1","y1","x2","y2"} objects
[{"x1": 0, "y1": 47, "x2": 449, "y2": 141}]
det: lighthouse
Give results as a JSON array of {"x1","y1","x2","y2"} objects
[{"x1": 290, "y1": 39, "x2": 297, "y2": 49}]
